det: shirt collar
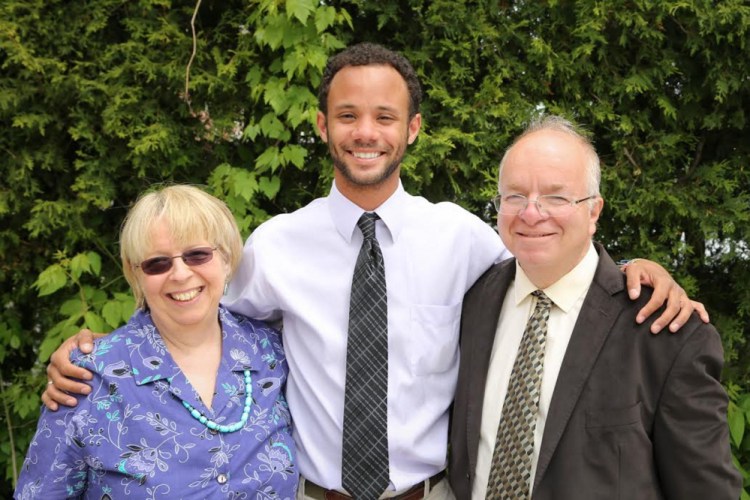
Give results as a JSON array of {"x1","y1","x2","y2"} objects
[
  {"x1": 128, "y1": 305, "x2": 252, "y2": 386},
  {"x1": 513, "y1": 243, "x2": 599, "y2": 313},
  {"x1": 328, "y1": 180, "x2": 407, "y2": 244}
]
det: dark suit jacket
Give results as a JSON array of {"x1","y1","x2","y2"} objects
[{"x1": 449, "y1": 245, "x2": 741, "y2": 499}]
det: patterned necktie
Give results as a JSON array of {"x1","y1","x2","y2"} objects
[
  {"x1": 486, "y1": 290, "x2": 552, "y2": 499},
  {"x1": 342, "y1": 212, "x2": 389, "y2": 500}
]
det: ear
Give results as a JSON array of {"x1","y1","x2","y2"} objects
[
  {"x1": 317, "y1": 111, "x2": 329, "y2": 143},
  {"x1": 222, "y1": 257, "x2": 232, "y2": 282},
  {"x1": 589, "y1": 196, "x2": 604, "y2": 236},
  {"x1": 407, "y1": 113, "x2": 422, "y2": 145}
]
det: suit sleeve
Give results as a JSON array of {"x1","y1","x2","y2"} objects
[{"x1": 653, "y1": 322, "x2": 742, "y2": 499}]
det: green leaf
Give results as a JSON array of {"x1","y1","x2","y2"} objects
[
  {"x1": 256, "y1": 147, "x2": 281, "y2": 172},
  {"x1": 70, "y1": 252, "x2": 91, "y2": 280},
  {"x1": 84, "y1": 312, "x2": 105, "y2": 333},
  {"x1": 102, "y1": 301, "x2": 122, "y2": 329},
  {"x1": 729, "y1": 403, "x2": 745, "y2": 447},
  {"x1": 315, "y1": 6, "x2": 337, "y2": 33},
  {"x1": 233, "y1": 169, "x2": 259, "y2": 202},
  {"x1": 286, "y1": 0, "x2": 315, "y2": 25},
  {"x1": 35, "y1": 264, "x2": 68, "y2": 297},
  {"x1": 281, "y1": 144, "x2": 307, "y2": 169},
  {"x1": 60, "y1": 298, "x2": 85, "y2": 318},
  {"x1": 259, "y1": 112, "x2": 287, "y2": 139},
  {"x1": 258, "y1": 176, "x2": 281, "y2": 199},
  {"x1": 88, "y1": 251, "x2": 102, "y2": 276}
]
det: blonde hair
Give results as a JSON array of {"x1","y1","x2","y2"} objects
[{"x1": 120, "y1": 185, "x2": 243, "y2": 309}]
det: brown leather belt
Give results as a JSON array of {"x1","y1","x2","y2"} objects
[{"x1": 303, "y1": 471, "x2": 446, "y2": 500}]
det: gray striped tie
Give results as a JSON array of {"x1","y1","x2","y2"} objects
[
  {"x1": 487, "y1": 290, "x2": 552, "y2": 499},
  {"x1": 342, "y1": 212, "x2": 389, "y2": 500}
]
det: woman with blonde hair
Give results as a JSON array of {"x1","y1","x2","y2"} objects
[{"x1": 16, "y1": 185, "x2": 297, "y2": 499}]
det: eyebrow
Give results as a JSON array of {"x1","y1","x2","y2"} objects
[
  {"x1": 331, "y1": 103, "x2": 401, "y2": 115},
  {"x1": 503, "y1": 182, "x2": 568, "y2": 193}
]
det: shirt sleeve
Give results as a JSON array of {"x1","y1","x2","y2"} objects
[
  {"x1": 469, "y1": 210, "x2": 512, "y2": 272},
  {"x1": 15, "y1": 400, "x2": 90, "y2": 499},
  {"x1": 222, "y1": 228, "x2": 282, "y2": 323}
]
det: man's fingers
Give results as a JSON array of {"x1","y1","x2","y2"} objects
[
  {"x1": 624, "y1": 264, "x2": 644, "y2": 301},
  {"x1": 635, "y1": 279, "x2": 670, "y2": 326},
  {"x1": 40, "y1": 390, "x2": 59, "y2": 412},
  {"x1": 47, "y1": 363, "x2": 91, "y2": 395},
  {"x1": 78, "y1": 329, "x2": 97, "y2": 354},
  {"x1": 650, "y1": 284, "x2": 685, "y2": 334},
  {"x1": 49, "y1": 335, "x2": 93, "y2": 381},
  {"x1": 691, "y1": 300, "x2": 710, "y2": 323},
  {"x1": 668, "y1": 299, "x2": 693, "y2": 333},
  {"x1": 41, "y1": 381, "x2": 80, "y2": 409}
]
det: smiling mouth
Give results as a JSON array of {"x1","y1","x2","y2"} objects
[
  {"x1": 519, "y1": 232, "x2": 554, "y2": 238},
  {"x1": 351, "y1": 151, "x2": 382, "y2": 159},
  {"x1": 169, "y1": 287, "x2": 203, "y2": 302}
]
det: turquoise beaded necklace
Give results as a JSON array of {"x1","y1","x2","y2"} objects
[{"x1": 181, "y1": 369, "x2": 253, "y2": 433}]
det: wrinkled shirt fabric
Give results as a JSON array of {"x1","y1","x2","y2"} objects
[{"x1": 224, "y1": 181, "x2": 510, "y2": 489}]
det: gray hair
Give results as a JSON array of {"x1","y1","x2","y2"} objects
[{"x1": 498, "y1": 115, "x2": 601, "y2": 198}]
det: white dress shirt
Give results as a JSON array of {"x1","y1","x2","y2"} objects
[
  {"x1": 224, "y1": 181, "x2": 511, "y2": 490},
  {"x1": 472, "y1": 244, "x2": 599, "y2": 499}
]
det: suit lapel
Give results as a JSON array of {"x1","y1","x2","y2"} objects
[
  {"x1": 533, "y1": 247, "x2": 625, "y2": 492},
  {"x1": 464, "y1": 260, "x2": 516, "y2": 473}
]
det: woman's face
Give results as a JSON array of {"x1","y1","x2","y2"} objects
[{"x1": 137, "y1": 219, "x2": 229, "y2": 336}]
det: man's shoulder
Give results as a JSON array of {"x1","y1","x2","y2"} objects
[
  {"x1": 466, "y1": 258, "x2": 515, "y2": 298},
  {"x1": 588, "y1": 255, "x2": 717, "y2": 350},
  {"x1": 406, "y1": 194, "x2": 480, "y2": 218},
  {"x1": 251, "y1": 197, "x2": 329, "y2": 238},
  {"x1": 402, "y1": 195, "x2": 492, "y2": 235}
]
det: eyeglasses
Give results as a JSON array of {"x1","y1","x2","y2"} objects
[
  {"x1": 136, "y1": 247, "x2": 218, "y2": 275},
  {"x1": 492, "y1": 194, "x2": 597, "y2": 218}
]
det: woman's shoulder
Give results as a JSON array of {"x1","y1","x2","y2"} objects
[
  {"x1": 220, "y1": 307, "x2": 285, "y2": 362},
  {"x1": 222, "y1": 308, "x2": 280, "y2": 338},
  {"x1": 70, "y1": 312, "x2": 148, "y2": 371}
]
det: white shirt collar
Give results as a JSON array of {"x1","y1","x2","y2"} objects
[
  {"x1": 327, "y1": 180, "x2": 406, "y2": 244},
  {"x1": 513, "y1": 243, "x2": 599, "y2": 313}
]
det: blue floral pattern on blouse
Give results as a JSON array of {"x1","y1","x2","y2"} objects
[{"x1": 16, "y1": 306, "x2": 297, "y2": 499}]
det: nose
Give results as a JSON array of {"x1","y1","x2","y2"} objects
[
  {"x1": 352, "y1": 117, "x2": 378, "y2": 142},
  {"x1": 168, "y1": 257, "x2": 193, "y2": 280},
  {"x1": 519, "y1": 199, "x2": 548, "y2": 224}
]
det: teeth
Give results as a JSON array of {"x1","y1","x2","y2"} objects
[
  {"x1": 353, "y1": 151, "x2": 380, "y2": 159},
  {"x1": 171, "y1": 289, "x2": 200, "y2": 301}
]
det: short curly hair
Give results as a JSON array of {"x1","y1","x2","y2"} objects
[{"x1": 318, "y1": 42, "x2": 422, "y2": 119}]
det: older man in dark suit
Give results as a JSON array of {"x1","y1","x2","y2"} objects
[{"x1": 449, "y1": 115, "x2": 741, "y2": 499}]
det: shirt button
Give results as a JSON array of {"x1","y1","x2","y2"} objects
[
  {"x1": 217, "y1": 473, "x2": 228, "y2": 484},
  {"x1": 209, "y1": 428, "x2": 219, "y2": 435}
]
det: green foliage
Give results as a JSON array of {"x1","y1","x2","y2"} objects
[
  {"x1": 728, "y1": 383, "x2": 750, "y2": 496},
  {"x1": 1, "y1": 0, "x2": 748, "y2": 495}
]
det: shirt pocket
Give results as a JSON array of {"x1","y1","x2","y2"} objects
[{"x1": 408, "y1": 303, "x2": 462, "y2": 375}]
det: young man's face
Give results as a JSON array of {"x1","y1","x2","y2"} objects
[{"x1": 317, "y1": 64, "x2": 421, "y2": 197}]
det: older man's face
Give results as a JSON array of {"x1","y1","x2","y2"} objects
[{"x1": 498, "y1": 129, "x2": 603, "y2": 288}]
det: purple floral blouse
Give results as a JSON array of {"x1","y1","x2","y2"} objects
[{"x1": 16, "y1": 306, "x2": 297, "y2": 499}]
